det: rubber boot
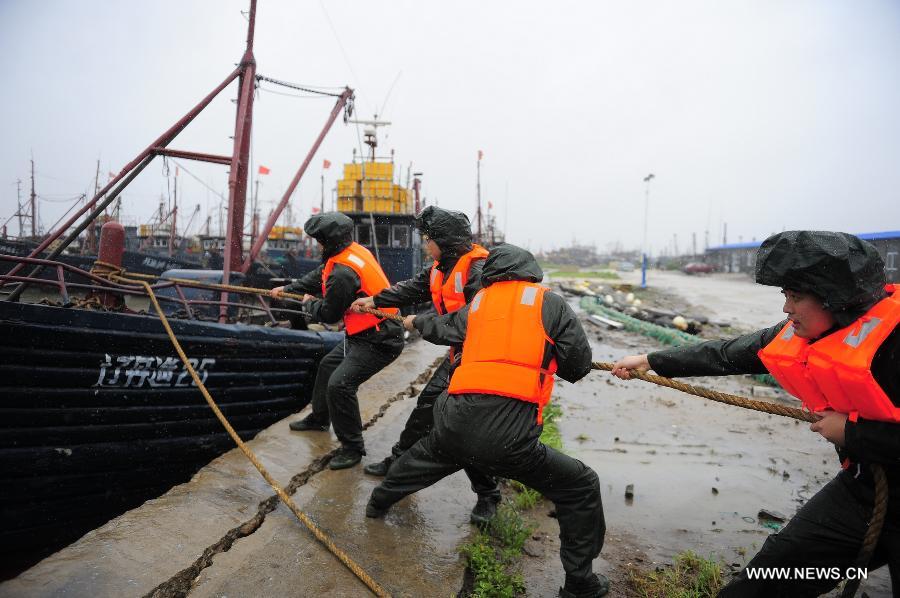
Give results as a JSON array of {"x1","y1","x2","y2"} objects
[
  {"x1": 469, "y1": 495, "x2": 499, "y2": 526},
  {"x1": 559, "y1": 573, "x2": 610, "y2": 598},
  {"x1": 329, "y1": 447, "x2": 364, "y2": 470},
  {"x1": 289, "y1": 414, "x2": 329, "y2": 432},
  {"x1": 363, "y1": 455, "x2": 395, "y2": 477}
]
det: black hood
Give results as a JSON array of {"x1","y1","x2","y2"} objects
[
  {"x1": 480, "y1": 243, "x2": 544, "y2": 287},
  {"x1": 755, "y1": 230, "x2": 887, "y2": 326},
  {"x1": 415, "y1": 206, "x2": 473, "y2": 258},
  {"x1": 304, "y1": 212, "x2": 354, "y2": 259}
]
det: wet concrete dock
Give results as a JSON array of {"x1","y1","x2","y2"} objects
[{"x1": 1, "y1": 340, "x2": 482, "y2": 597}]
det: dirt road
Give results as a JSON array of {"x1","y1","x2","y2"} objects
[{"x1": 562, "y1": 271, "x2": 891, "y2": 596}]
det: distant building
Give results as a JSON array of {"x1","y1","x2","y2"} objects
[
  {"x1": 538, "y1": 243, "x2": 601, "y2": 267},
  {"x1": 706, "y1": 230, "x2": 900, "y2": 283}
]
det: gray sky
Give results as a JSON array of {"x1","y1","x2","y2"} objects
[{"x1": 2, "y1": 0, "x2": 899, "y2": 255}]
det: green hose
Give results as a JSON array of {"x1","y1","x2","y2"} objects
[{"x1": 580, "y1": 296, "x2": 780, "y2": 387}]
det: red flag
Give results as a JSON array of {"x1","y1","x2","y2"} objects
[
  {"x1": 258, "y1": 165, "x2": 270, "y2": 175},
  {"x1": 488, "y1": 201, "x2": 493, "y2": 210},
  {"x1": 311, "y1": 207, "x2": 321, "y2": 214},
  {"x1": 477, "y1": 150, "x2": 483, "y2": 161},
  {"x1": 323, "y1": 159, "x2": 332, "y2": 169}
]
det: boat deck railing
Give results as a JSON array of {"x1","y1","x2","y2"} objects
[{"x1": 0, "y1": 253, "x2": 309, "y2": 325}]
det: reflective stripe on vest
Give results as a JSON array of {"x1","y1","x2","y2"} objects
[
  {"x1": 322, "y1": 242, "x2": 399, "y2": 335},
  {"x1": 758, "y1": 285, "x2": 900, "y2": 422},
  {"x1": 429, "y1": 244, "x2": 489, "y2": 315},
  {"x1": 448, "y1": 280, "x2": 558, "y2": 423}
]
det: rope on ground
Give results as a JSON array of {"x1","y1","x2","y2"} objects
[
  {"x1": 591, "y1": 361, "x2": 816, "y2": 422},
  {"x1": 104, "y1": 269, "x2": 392, "y2": 598}
]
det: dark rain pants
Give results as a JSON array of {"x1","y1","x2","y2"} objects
[
  {"x1": 305, "y1": 336, "x2": 402, "y2": 453},
  {"x1": 370, "y1": 392, "x2": 605, "y2": 579},
  {"x1": 390, "y1": 353, "x2": 501, "y2": 502},
  {"x1": 720, "y1": 471, "x2": 900, "y2": 597}
]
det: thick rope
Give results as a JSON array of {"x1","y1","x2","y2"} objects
[
  {"x1": 360, "y1": 306, "x2": 405, "y2": 323},
  {"x1": 105, "y1": 270, "x2": 390, "y2": 597},
  {"x1": 591, "y1": 361, "x2": 816, "y2": 422}
]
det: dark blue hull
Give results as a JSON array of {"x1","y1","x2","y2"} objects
[{"x1": 0, "y1": 300, "x2": 342, "y2": 576}]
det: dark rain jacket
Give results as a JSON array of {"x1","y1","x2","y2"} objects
[
  {"x1": 412, "y1": 244, "x2": 592, "y2": 385},
  {"x1": 373, "y1": 258, "x2": 484, "y2": 309},
  {"x1": 285, "y1": 213, "x2": 403, "y2": 347},
  {"x1": 648, "y1": 324, "x2": 900, "y2": 508}
]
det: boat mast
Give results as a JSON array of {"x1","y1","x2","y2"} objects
[
  {"x1": 168, "y1": 173, "x2": 178, "y2": 257},
  {"x1": 476, "y1": 151, "x2": 483, "y2": 244},
  {"x1": 30, "y1": 159, "x2": 37, "y2": 239},
  {"x1": 15, "y1": 179, "x2": 23, "y2": 237},
  {"x1": 219, "y1": 0, "x2": 257, "y2": 320}
]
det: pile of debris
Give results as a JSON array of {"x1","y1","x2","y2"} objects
[{"x1": 555, "y1": 281, "x2": 714, "y2": 335}]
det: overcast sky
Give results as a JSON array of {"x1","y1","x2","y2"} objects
[{"x1": 2, "y1": 0, "x2": 899, "y2": 255}]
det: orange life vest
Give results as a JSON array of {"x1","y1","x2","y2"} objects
[
  {"x1": 447, "y1": 280, "x2": 558, "y2": 423},
  {"x1": 758, "y1": 285, "x2": 900, "y2": 422},
  {"x1": 322, "y1": 242, "x2": 399, "y2": 335},
  {"x1": 429, "y1": 244, "x2": 489, "y2": 315}
]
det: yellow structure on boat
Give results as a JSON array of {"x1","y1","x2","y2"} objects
[
  {"x1": 268, "y1": 226, "x2": 303, "y2": 240},
  {"x1": 336, "y1": 159, "x2": 413, "y2": 214}
]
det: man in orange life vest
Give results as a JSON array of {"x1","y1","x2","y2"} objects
[
  {"x1": 367, "y1": 244, "x2": 609, "y2": 598},
  {"x1": 271, "y1": 212, "x2": 404, "y2": 470},
  {"x1": 613, "y1": 231, "x2": 900, "y2": 596},
  {"x1": 351, "y1": 206, "x2": 502, "y2": 524}
]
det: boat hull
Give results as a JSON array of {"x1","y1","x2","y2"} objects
[{"x1": 0, "y1": 301, "x2": 342, "y2": 576}]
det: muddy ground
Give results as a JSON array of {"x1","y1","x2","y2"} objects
[
  {"x1": 2, "y1": 270, "x2": 892, "y2": 597},
  {"x1": 537, "y1": 269, "x2": 892, "y2": 597}
]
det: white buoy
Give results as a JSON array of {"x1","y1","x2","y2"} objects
[{"x1": 672, "y1": 315, "x2": 688, "y2": 331}]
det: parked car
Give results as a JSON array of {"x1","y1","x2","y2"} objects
[
  {"x1": 682, "y1": 262, "x2": 716, "y2": 274},
  {"x1": 616, "y1": 261, "x2": 636, "y2": 272}
]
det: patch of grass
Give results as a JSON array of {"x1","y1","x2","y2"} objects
[
  {"x1": 461, "y1": 531, "x2": 525, "y2": 598},
  {"x1": 539, "y1": 402, "x2": 563, "y2": 451},
  {"x1": 508, "y1": 480, "x2": 542, "y2": 510},
  {"x1": 627, "y1": 551, "x2": 724, "y2": 598},
  {"x1": 460, "y1": 503, "x2": 534, "y2": 597}
]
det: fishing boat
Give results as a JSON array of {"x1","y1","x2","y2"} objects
[
  {"x1": 335, "y1": 119, "x2": 423, "y2": 283},
  {"x1": 0, "y1": 0, "x2": 352, "y2": 576}
]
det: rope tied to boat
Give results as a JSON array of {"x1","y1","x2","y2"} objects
[
  {"x1": 102, "y1": 270, "x2": 391, "y2": 597},
  {"x1": 89, "y1": 259, "x2": 127, "y2": 280}
]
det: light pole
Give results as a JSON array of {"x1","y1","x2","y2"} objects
[{"x1": 641, "y1": 173, "x2": 655, "y2": 288}]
